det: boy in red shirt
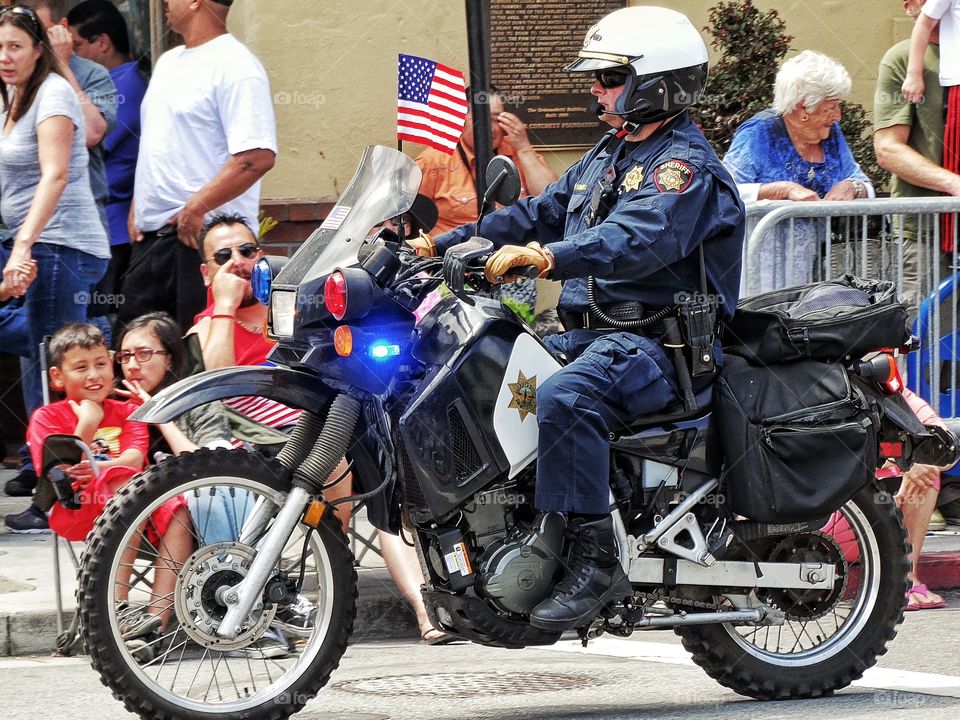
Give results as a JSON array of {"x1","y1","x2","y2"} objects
[{"x1": 27, "y1": 323, "x2": 191, "y2": 656}]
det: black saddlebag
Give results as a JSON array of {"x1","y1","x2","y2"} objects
[
  {"x1": 722, "y1": 275, "x2": 909, "y2": 364},
  {"x1": 715, "y1": 353, "x2": 878, "y2": 522}
]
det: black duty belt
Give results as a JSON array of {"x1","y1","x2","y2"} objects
[{"x1": 558, "y1": 302, "x2": 668, "y2": 332}]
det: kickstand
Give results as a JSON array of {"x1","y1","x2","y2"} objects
[{"x1": 577, "y1": 626, "x2": 590, "y2": 648}]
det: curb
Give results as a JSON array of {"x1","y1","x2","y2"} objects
[
  {"x1": 3, "y1": 555, "x2": 959, "y2": 657},
  {"x1": 0, "y1": 567, "x2": 418, "y2": 658},
  {"x1": 920, "y1": 551, "x2": 960, "y2": 590}
]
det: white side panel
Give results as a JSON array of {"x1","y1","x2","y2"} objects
[{"x1": 492, "y1": 333, "x2": 562, "y2": 477}]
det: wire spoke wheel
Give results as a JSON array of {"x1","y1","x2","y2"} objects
[{"x1": 80, "y1": 449, "x2": 357, "y2": 720}]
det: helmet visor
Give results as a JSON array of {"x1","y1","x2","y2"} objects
[{"x1": 564, "y1": 52, "x2": 634, "y2": 73}]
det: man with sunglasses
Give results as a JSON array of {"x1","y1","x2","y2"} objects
[
  {"x1": 411, "y1": 7, "x2": 745, "y2": 632},
  {"x1": 188, "y1": 213, "x2": 271, "y2": 371}
]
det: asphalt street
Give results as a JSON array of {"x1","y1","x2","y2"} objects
[{"x1": 3, "y1": 594, "x2": 959, "y2": 720}]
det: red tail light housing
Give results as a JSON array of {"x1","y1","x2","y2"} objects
[
  {"x1": 853, "y1": 353, "x2": 903, "y2": 394},
  {"x1": 324, "y1": 272, "x2": 348, "y2": 320},
  {"x1": 880, "y1": 354, "x2": 904, "y2": 393}
]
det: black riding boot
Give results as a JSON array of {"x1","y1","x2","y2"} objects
[{"x1": 529, "y1": 515, "x2": 631, "y2": 631}]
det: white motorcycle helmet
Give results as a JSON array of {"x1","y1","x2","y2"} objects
[{"x1": 565, "y1": 6, "x2": 709, "y2": 129}]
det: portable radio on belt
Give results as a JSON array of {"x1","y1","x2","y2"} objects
[{"x1": 678, "y1": 244, "x2": 718, "y2": 378}]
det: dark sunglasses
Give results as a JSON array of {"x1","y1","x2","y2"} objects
[
  {"x1": 207, "y1": 242, "x2": 261, "y2": 265},
  {"x1": 116, "y1": 348, "x2": 170, "y2": 365},
  {"x1": 595, "y1": 70, "x2": 629, "y2": 89},
  {"x1": 0, "y1": 6, "x2": 43, "y2": 38}
]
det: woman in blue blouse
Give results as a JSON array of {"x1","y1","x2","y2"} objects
[{"x1": 725, "y1": 50, "x2": 873, "y2": 294}]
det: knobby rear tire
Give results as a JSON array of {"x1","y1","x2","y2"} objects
[{"x1": 676, "y1": 481, "x2": 908, "y2": 700}]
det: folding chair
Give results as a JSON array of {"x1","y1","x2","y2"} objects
[
  {"x1": 32, "y1": 336, "x2": 81, "y2": 635},
  {"x1": 349, "y1": 505, "x2": 383, "y2": 566}
]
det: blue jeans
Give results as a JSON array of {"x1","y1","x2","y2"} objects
[
  {"x1": 0, "y1": 241, "x2": 31, "y2": 358},
  {"x1": 20, "y1": 242, "x2": 108, "y2": 415},
  {"x1": 188, "y1": 487, "x2": 255, "y2": 544}
]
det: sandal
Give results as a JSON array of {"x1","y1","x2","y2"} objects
[
  {"x1": 421, "y1": 628, "x2": 460, "y2": 645},
  {"x1": 905, "y1": 583, "x2": 946, "y2": 611}
]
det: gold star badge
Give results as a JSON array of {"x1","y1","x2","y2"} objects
[
  {"x1": 507, "y1": 370, "x2": 538, "y2": 422},
  {"x1": 621, "y1": 165, "x2": 644, "y2": 192}
]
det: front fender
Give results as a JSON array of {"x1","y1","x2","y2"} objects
[{"x1": 130, "y1": 366, "x2": 335, "y2": 424}]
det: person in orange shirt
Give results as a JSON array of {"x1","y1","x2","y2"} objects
[{"x1": 415, "y1": 90, "x2": 558, "y2": 233}]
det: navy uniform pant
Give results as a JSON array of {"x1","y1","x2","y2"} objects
[{"x1": 535, "y1": 329, "x2": 680, "y2": 515}]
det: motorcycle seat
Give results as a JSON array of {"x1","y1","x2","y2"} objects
[{"x1": 617, "y1": 385, "x2": 713, "y2": 435}]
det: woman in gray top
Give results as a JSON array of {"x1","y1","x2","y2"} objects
[{"x1": 0, "y1": 6, "x2": 109, "y2": 407}]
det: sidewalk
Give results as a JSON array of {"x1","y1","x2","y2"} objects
[
  {"x1": 3, "y1": 471, "x2": 960, "y2": 657},
  {"x1": 0, "y1": 469, "x2": 418, "y2": 657}
]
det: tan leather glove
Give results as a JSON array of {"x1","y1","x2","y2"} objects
[
  {"x1": 484, "y1": 242, "x2": 553, "y2": 284},
  {"x1": 405, "y1": 230, "x2": 437, "y2": 257}
]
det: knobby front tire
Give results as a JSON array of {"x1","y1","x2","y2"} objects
[{"x1": 78, "y1": 449, "x2": 358, "y2": 720}]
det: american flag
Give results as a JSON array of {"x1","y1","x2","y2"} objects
[{"x1": 397, "y1": 54, "x2": 468, "y2": 154}]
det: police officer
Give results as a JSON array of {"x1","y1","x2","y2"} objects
[{"x1": 410, "y1": 6, "x2": 745, "y2": 631}]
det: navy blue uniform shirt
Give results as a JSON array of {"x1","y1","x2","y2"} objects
[{"x1": 436, "y1": 113, "x2": 745, "y2": 319}]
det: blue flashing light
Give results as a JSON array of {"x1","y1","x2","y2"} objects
[
  {"x1": 369, "y1": 342, "x2": 401, "y2": 360},
  {"x1": 251, "y1": 258, "x2": 272, "y2": 306}
]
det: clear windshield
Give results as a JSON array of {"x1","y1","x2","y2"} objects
[{"x1": 274, "y1": 146, "x2": 422, "y2": 287}]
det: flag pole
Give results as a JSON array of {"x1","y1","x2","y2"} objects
[
  {"x1": 396, "y1": 58, "x2": 407, "y2": 239},
  {"x1": 397, "y1": 137, "x2": 406, "y2": 239},
  {"x1": 465, "y1": 0, "x2": 492, "y2": 210}
]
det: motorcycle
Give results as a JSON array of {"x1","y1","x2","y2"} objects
[{"x1": 78, "y1": 146, "x2": 959, "y2": 720}]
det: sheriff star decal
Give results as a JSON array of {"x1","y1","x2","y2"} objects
[
  {"x1": 653, "y1": 160, "x2": 694, "y2": 194},
  {"x1": 507, "y1": 370, "x2": 538, "y2": 422},
  {"x1": 621, "y1": 165, "x2": 644, "y2": 192}
]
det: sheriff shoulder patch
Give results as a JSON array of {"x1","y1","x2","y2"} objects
[{"x1": 653, "y1": 160, "x2": 694, "y2": 194}]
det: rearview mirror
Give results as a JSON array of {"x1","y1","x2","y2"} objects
[
  {"x1": 477, "y1": 156, "x2": 521, "y2": 235},
  {"x1": 484, "y1": 156, "x2": 521, "y2": 208}
]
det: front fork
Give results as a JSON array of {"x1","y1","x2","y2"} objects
[
  {"x1": 216, "y1": 393, "x2": 362, "y2": 640},
  {"x1": 218, "y1": 487, "x2": 314, "y2": 638}
]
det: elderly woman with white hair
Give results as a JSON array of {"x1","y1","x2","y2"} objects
[{"x1": 725, "y1": 50, "x2": 874, "y2": 293}]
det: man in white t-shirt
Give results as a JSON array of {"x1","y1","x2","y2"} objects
[{"x1": 121, "y1": 0, "x2": 277, "y2": 332}]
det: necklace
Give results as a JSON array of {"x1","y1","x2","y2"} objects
[{"x1": 235, "y1": 314, "x2": 265, "y2": 334}]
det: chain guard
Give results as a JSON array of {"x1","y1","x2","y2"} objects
[{"x1": 598, "y1": 530, "x2": 849, "y2": 636}]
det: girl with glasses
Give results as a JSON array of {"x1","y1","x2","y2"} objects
[{"x1": 115, "y1": 311, "x2": 233, "y2": 456}]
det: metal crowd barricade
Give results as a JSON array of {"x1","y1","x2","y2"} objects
[{"x1": 741, "y1": 197, "x2": 960, "y2": 419}]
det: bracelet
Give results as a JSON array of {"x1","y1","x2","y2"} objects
[
  {"x1": 850, "y1": 179, "x2": 864, "y2": 199},
  {"x1": 211, "y1": 314, "x2": 236, "y2": 321}
]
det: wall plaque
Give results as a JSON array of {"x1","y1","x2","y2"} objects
[{"x1": 490, "y1": 0, "x2": 625, "y2": 150}]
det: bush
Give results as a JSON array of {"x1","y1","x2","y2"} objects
[
  {"x1": 690, "y1": 0, "x2": 791, "y2": 156},
  {"x1": 839, "y1": 101, "x2": 882, "y2": 189},
  {"x1": 692, "y1": 0, "x2": 880, "y2": 186}
]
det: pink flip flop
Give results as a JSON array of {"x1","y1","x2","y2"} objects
[{"x1": 905, "y1": 583, "x2": 946, "y2": 611}]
